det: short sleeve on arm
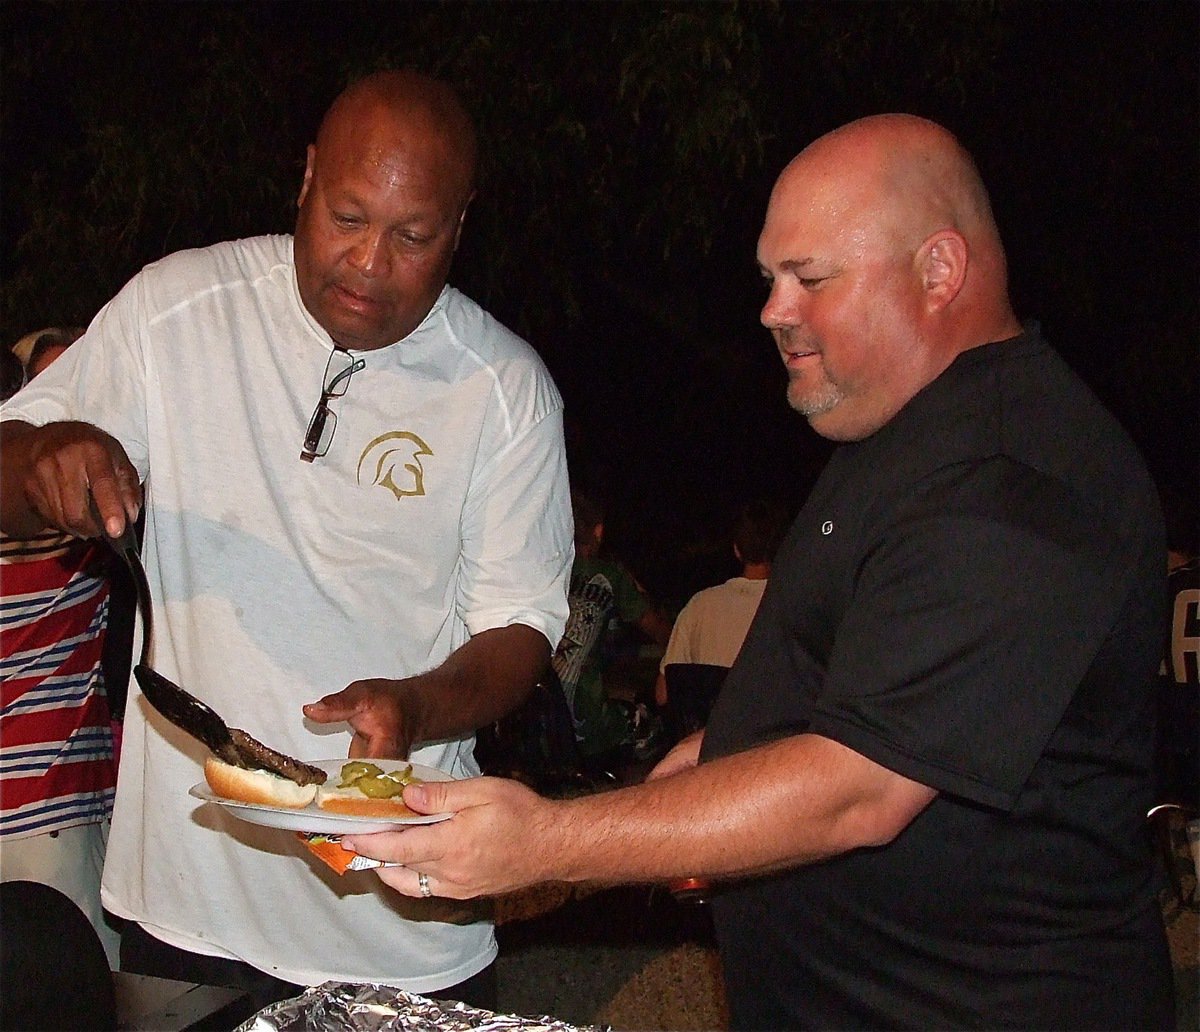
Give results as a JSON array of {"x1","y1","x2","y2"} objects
[
  {"x1": 809, "y1": 457, "x2": 1133, "y2": 811},
  {"x1": 457, "y1": 406, "x2": 572, "y2": 647},
  {"x1": 661, "y1": 601, "x2": 698, "y2": 668}
]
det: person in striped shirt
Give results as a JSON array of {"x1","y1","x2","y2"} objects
[{"x1": 0, "y1": 326, "x2": 121, "y2": 967}]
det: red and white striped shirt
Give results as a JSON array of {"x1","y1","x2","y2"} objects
[{"x1": 1, "y1": 532, "x2": 116, "y2": 839}]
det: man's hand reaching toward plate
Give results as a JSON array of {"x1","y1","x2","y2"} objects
[
  {"x1": 304, "y1": 677, "x2": 423, "y2": 759},
  {"x1": 303, "y1": 626, "x2": 548, "y2": 762}
]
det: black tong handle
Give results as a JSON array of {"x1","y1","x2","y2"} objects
[{"x1": 105, "y1": 516, "x2": 153, "y2": 669}]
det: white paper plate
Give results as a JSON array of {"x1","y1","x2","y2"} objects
[{"x1": 188, "y1": 759, "x2": 454, "y2": 835}]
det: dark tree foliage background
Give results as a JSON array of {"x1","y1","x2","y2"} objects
[{"x1": 3, "y1": 0, "x2": 1197, "y2": 606}]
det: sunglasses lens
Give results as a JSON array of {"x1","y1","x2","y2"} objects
[
  {"x1": 303, "y1": 404, "x2": 336, "y2": 458},
  {"x1": 325, "y1": 353, "x2": 356, "y2": 397},
  {"x1": 316, "y1": 408, "x2": 336, "y2": 454}
]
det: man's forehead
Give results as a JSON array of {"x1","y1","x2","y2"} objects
[
  {"x1": 319, "y1": 122, "x2": 464, "y2": 201},
  {"x1": 758, "y1": 160, "x2": 885, "y2": 261},
  {"x1": 756, "y1": 194, "x2": 832, "y2": 267}
]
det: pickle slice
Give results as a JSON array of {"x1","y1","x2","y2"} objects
[{"x1": 336, "y1": 760, "x2": 417, "y2": 797}]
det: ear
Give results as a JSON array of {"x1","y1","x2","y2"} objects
[
  {"x1": 917, "y1": 230, "x2": 968, "y2": 313},
  {"x1": 297, "y1": 144, "x2": 317, "y2": 209}
]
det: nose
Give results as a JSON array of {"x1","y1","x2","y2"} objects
[
  {"x1": 348, "y1": 231, "x2": 389, "y2": 279},
  {"x1": 760, "y1": 280, "x2": 793, "y2": 330}
]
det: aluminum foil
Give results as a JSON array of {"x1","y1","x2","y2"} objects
[{"x1": 235, "y1": 981, "x2": 610, "y2": 1032}]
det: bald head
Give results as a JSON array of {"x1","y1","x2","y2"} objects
[
  {"x1": 317, "y1": 70, "x2": 478, "y2": 213},
  {"x1": 773, "y1": 114, "x2": 1015, "y2": 332},
  {"x1": 757, "y1": 115, "x2": 1022, "y2": 441}
]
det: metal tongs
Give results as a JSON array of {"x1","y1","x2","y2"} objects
[{"x1": 102, "y1": 516, "x2": 246, "y2": 767}]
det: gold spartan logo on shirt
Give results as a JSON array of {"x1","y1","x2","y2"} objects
[{"x1": 356, "y1": 432, "x2": 433, "y2": 500}]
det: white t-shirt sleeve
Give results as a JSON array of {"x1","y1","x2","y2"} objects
[
  {"x1": 456, "y1": 404, "x2": 572, "y2": 647},
  {"x1": 2, "y1": 272, "x2": 151, "y2": 478},
  {"x1": 661, "y1": 597, "x2": 700, "y2": 669}
]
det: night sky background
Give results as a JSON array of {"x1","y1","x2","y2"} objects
[{"x1": 3, "y1": 1, "x2": 1197, "y2": 607}]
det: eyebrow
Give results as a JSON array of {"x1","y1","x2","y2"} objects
[{"x1": 757, "y1": 256, "x2": 819, "y2": 275}]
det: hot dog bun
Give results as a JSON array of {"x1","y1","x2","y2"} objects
[
  {"x1": 315, "y1": 761, "x2": 422, "y2": 818},
  {"x1": 205, "y1": 756, "x2": 319, "y2": 809},
  {"x1": 315, "y1": 784, "x2": 420, "y2": 819}
]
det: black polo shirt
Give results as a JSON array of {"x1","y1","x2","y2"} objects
[{"x1": 703, "y1": 329, "x2": 1174, "y2": 1029}]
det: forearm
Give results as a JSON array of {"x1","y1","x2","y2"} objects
[
  {"x1": 345, "y1": 731, "x2": 936, "y2": 898},
  {"x1": 304, "y1": 623, "x2": 553, "y2": 759},
  {"x1": 537, "y1": 733, "x2": 937, "y2": 884},
  {"x1": 654, "y1": 670, "x2": 668, "y2": 707},
  {"x1": 404, "y1": 623, "x2": 549, "y2": 743}
]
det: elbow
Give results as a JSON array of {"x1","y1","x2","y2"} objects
[{"x1": 836, "y1": 783, "x2": 937, "y2": 852}]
